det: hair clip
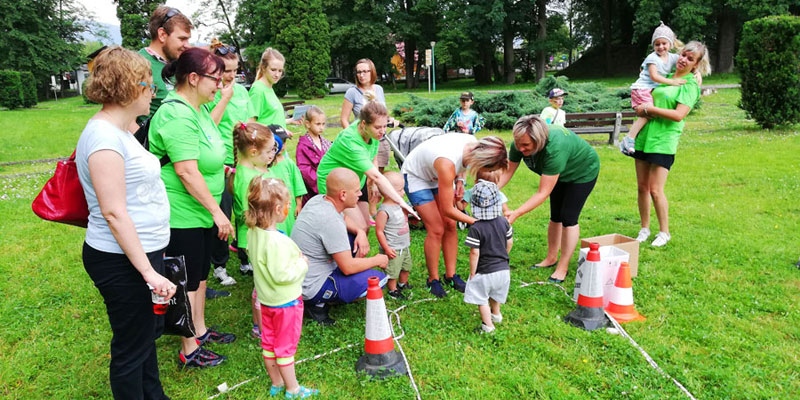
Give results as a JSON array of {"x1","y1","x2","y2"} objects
[
  {"x1": 267, "y1": 178, "x2": 279, "y2": 186},
  {"x1": 251, "y1": 130, "x2": 256, "y2": 140}
]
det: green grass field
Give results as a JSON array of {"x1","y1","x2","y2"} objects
[{"x1": 1, "y1": 84, "x2": 799, "y2": 399}]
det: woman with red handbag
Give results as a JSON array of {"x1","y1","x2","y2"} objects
[{"x1": 76, "y1": 46, "x2": 175, "y2": 399}]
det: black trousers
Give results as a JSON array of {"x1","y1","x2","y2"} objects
[
  {"x1": 82, "y1": 243, "x2": 169, "y2": 400},
  {"x1": 210, "y1": 188, "x2": 233, "y2": 269}
]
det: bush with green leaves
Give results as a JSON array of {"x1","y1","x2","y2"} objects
[
  {"x1": 737, "y1": 15, "x2": 800, "y2": 129},
  {"x1": 0, "y1": 70, "x2": 24, "y2": 110},
  {"x1": 18, "y1": 72, "x2": 37, "y2": 108},
  {"x1": 392, "y1": 76, "x2": 630, "y2": 129}
]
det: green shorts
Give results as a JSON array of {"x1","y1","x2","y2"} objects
[{"x1": 384, "y1": 247, "x2": 412, "y2": 279}]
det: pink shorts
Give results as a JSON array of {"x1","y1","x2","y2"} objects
[
  {"x1": 260, "y1": 298, "x2": 304, "y2": 365},
  {"x1": 631, "y1": 89, "x2": 653, "y2": 108}
]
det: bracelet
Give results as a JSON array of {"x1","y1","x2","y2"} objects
[{"x1": 456, "y1": 178, "x2": 466, "y2": 185}]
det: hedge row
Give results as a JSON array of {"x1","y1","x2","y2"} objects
[
  {"x1": 392, "y1": 76, "x2": 630, "y2": 130},
  {"x1": 0, "y1": 70, "x2": 38, "y2": 110}
]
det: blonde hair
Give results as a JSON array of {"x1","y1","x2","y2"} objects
[
  {"x1": 512, "y1": 115, "x2": 550, "y2": 155},
  {"x1": 463, "y1": 136, "x2": 508, "y2": 177},
  {"x1": 476, "y1": 168, "x2": 501, "y2": 183},
  {"x1": 255, "y1": 47, "x2": 285, "y2": 82},
  {"x1": 245, "y1": 177, "x2": 289, "y2": 229},
  {"x1": 683, "y1": 41, "x2": 712, "y2": 77},
  {"x1": 85, "y1": 46, "x2": 152, "y2": 106},
  {"x1": 303, "y1": 105, "x2": 326, "y2": 122},
  {"x1": 232, "y1": 121, "x2": 275, "y2": 166}
]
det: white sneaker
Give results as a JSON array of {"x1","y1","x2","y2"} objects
[
  {"x1": 240, "y1": 263, "x2": 253, "y2": 275},
  {"x1": 652, "y1": 232, "x2": 671, "y2": 247},
  {"x1": 213, "y1": 266, "x2": 237, "y2": 286},
  {"x1": 490, "y1": 313, "x2": 503, "y2": 324},
  {"x1": 636, "y1": 227, "x2": 651, "y2": 243}
]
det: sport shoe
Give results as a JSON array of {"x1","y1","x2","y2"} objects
[
  {"x1": 251, "y1": 325, "x2": 261, "y2": 339},
  {"x1": 285, "y1": 385, "x2": 319, "y2": 399},
  {"x1": 213, "y1": 266, "x2": 237, "y2": 286},
  {"x1": 397, "y1": 282, "x2": 413, "y2": 291},
  {"x1": 269, "y1": 385, "x2": 285, "y2": 397},
  {"x1": 240, "y1": 263, "x2": 253, "y2": 275},
  {"x1": 443, "y1": 274, "x2": 466, "y2": 293},
  {"x1": 652, "y1": 232, "x2": 671, "y2": 247},
  {"x1": 178, "y1": 347, "x2": 226, "y2": 369},
  {"x1": 304, "y1": 303, "x2": 335, "y2": 326},
  {"x1": 619, "y1": 136, "x2": 636, "y2": 156},
  {"x1": 206, "y1": 287, "x2": 231, "y2": 299},
  {"x1": 197, "y1": 327, "x2": 236, "y2": 345},
  {"x1": 228, "y1": 244, "x2": 238, "y2": 253},
  {"x1": 635, "y1": 227, "x2": 651, "y2": 243},
  {"x1": 387, "y1": 289, "x2": 406, "y2": 300},
  {"x1": 490, "y1": 313, "x2": 503, "y2": 324},
  {"x1": 426, "y1": 279, "x2": 447, "y2": 298},
  {"x1": 457, "y1": 221, "x2": 468, "y2": 230},
  {"x1": 474, "y1": 323, "x2": 495, "y2": 334}
]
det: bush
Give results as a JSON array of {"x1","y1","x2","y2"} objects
[
  {"x1": 0, "y1": 70, "x2": 23, "y2": 110},
  {"x1": 737, "y1": 16, "x2": 800, "y2": 129},
  {"x1": 392, "y1": 77, "x2": 630, "y2": 130},
  {"x1": 19, "y1": 71, "x2": 37, "y2": 108}
]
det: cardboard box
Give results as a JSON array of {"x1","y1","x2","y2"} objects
[
  {"x1": 580, "y1": 234, "x2": 639, "y2": 277},
  {"x1": 573, "y1": 245, "x2": 630, "y2": 307}
]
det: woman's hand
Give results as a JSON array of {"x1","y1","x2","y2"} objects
[
  {"x1": 634, "y1": 102, "x2": 653, "y2": 118},
  {"x1": 220, "y1": 81, "x2": 234, "y2": 100},
  {"x1": 505, "y1": 208, "x2": 521, "y2": 225},
  {"x1": 212, "y1": 210, "x2": 233, "y2": 241},
  {"x1": 143, "y1": 270, "x2": 177, "y2": 301}
]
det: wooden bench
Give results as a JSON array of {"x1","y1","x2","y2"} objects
[
  {"x1": 564, "y1": 111, "x2": 636, "y2": 145},
  {"x1": 281, "y1": 100, "x2": 306, "y2": 119}
]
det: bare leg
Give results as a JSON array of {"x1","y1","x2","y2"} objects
[
  {"x1": 647, "y1": 164, "x2": 670, "y2": 235},
  {"x1": 398, "y1": 270, "x2": 409, "y2": 285},
  {"x1": 194, "y1": 281, "x2": 207, "y2": 335},
  {"x1": 478, "y1": 305, "x2": 494, "y2": 329},
  {"x1": 387, "y1": 278, "x2": 398, "y2": 291},
  {"x1": 635, "y1": 159, "x2": 652, "y2": 230},
  {"x1": 627, "y1": 117, "x2": 648, "y2": 138},
  {"x1": 551, "y1": 224, "x2": 579, "y2": 281},
  {"x1": 489, "y1": 298, "x2": 501, "y2": 317},
  {"x1": 536, "y1": 221, "x2": 561, "y2": 266},
  {"x1": 263, "y1": 357, "x2": 284, "y2": 388},
  {"x1": 356, "y1": 201, "x2": 371, "y2": 233},
  {"x1": 414, "y1": 200, "x2": 444, "y2": 281},
  {"x1": 441, "y1": 211, "x2": 458, "y2": 278},
  {"x1": 279, "y1": 364, "x2": 300, "y2": 393}
]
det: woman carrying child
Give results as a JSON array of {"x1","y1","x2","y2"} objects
[
  {"x1": 295, "y1": 106, "x2": 332, "y2": 205},
  {"x1": 246, "y1": 177, "x2": 319, "y2": 399}
]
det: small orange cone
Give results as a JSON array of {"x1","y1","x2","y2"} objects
[
  {"x1": 564, "y1": 242, "x2": 609, "y2": 330},
  {"x1": 355, "y1": 276, "x2": 407, "y2": 378},
  {"x1": 605, "y1": 262, "x2": 645, "y2": 322}
]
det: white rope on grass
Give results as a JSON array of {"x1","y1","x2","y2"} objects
[{"x1": 518, "y1": 279, "x2": 697, "y2": 400}]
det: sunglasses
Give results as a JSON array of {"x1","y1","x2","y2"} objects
[
  {"x1": 215, "y1": 45, "x2": 237, "y2": 56},
  {"x1": 199, "y1": 74, "x2": 223, "y2": 85},
  {"x1": 139, "y1": 81, "x2": 157, "y2": 97},
  {"x1": 160, "y1": 8, "x2": 180, "y2": 29}
]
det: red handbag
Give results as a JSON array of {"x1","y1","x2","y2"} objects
[{"x1": 31, "y1": 150, "x2": 89, "y2": 227}]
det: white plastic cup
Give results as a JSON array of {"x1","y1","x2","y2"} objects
[{"x1": 146, "y1": 284, "x2": 169, "y2": 315}]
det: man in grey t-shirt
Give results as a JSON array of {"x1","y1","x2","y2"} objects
[{"x1": 291, "y1": 168, "x2": 389, "y2": 325}]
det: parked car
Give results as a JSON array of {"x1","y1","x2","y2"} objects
[{"x1": 326, "y1": 77, "x2": 355, "y2": 94}]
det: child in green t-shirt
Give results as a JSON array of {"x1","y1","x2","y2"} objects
[
  {"x1": 540, "y1": 88, "x2": 567, "y2": 126},
  {"x1": 265, "y1": 125, "x2": 307, "y2": 236}
]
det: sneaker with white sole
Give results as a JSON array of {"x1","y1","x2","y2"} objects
[
  {"x1": 619, "y1": 136, "x2": 636, "y2": 156},
  {"x1": 213, "y1": 266, "x2": 236, "y2": 286},
  {"x1": 240, "y1": 263, "x2": 253, "y2": 275},
  {"x1": 652, "y1": 232, "x2": 671, "y2": 247},
  {"x1": 636, "y1": 227, "x2": 651, "y2": 243},
  {"x1": 490, "y1": 313, "x2": 503, "y2": 324}
]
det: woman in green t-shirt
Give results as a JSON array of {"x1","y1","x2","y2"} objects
[
  {"x1": 248, "y1": 47, "x2": 299, "y2": 128},
  {"x1": 148, "y1": 47, "x2": 235, "y2": 368},
  {"x1": 631, "y1": 41, "x2": 711, "y2": 248},
  {"x1": 499, "y1": 115, "x2": 600, "y2": 284}
]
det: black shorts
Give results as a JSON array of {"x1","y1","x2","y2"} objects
[
  {"x1": 358, "y1": 181, "x2": 369, "y2": 202},
  {"x1": 166, "y1": 227, "x2": 215, "y2": 291},
  {"x1": 549, "y1": 177, "x2": 598, "y2": 227},
  {"x1": 632, "y1": 151, "x2": 675, "y2": 170}
]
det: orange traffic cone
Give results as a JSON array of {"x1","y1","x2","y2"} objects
[
  {"x1": 605, "y1": 262, "x2": 645, "y2": 322},
  {"x1": 564, "y1": 242, "x2": 610, "y2": 330},
  {"x1": 355, "y1": 276, "x2": 407, "y2": 378}
]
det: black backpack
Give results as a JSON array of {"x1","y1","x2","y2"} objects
[{"x1": 134, "y1": 99, "x2": 189, "y2": 166}]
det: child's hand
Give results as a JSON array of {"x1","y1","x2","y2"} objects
[
  {"x1": 385, "y1": 247, "x2": 397, "y2": 259},
  {"x1": 669, "y1": 78, "x2": 686, "y2": 86}
]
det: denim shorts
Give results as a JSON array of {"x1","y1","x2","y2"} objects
[{"x1": 404, "y1": 174, "x2": 438, "y2": 206}]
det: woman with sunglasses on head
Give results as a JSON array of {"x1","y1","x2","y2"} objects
[
  {"x1": 148, "y1": 47, "x2": 236, "y2": 369},
  {"x1": 77, "y1": 46, "x2": 173, "y2": 399}
]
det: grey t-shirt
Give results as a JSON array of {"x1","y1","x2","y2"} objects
[
  {"x1": 344, "y1": 84, "x2": 386, "y2": 118},
  {"x1": 291, "y1": 195, "x2": 351, "y2": 299},
  {"x1": 464, "y1": 217, "x2": 513, "y2": 275},
  {"x1": 377, "y1": 203, "x2": 410, "y2": 251}
]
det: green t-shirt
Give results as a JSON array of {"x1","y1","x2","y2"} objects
[
  {"x1": 148, "y1": 92, "x2": 226, "y2": 228},
  {"x1": 248, "y1": 80, "x2": 285, "y2": 127},
  {"x1": 137, "y1": 48, "x2": 172, "y2": 122},
  {"x1": 269, "y1": 157, "x2": 308, "y2": 235},
  {"x1": 316, "y1": 121, "x2": 379, "y2": 194},
  {"x1": 636, "y1": 73, "x2": 700, "y2": 155},
  {"x1": 508, "y1": 125, "x2": 599, "y2": 183},
  {"x1": 233, "y1": 165, "x2": 276, "y2": 248},
  {"x1": 208, "y1": 83, "x2": 253, "y2": 165}
]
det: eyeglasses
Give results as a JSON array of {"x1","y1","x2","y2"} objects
[
  {"x1": 160, "y1": 8, "x2": 180, "y2": 29},
  {"x1": 199, "y1": 74, "x2": 223, "y2": 85},
  {"x1": 356, "y1": 70, "x2": 371, "y2": 75},
  {"x1": 139, "y1": 81, "x2": 157, "y2": 97},
  {"x1": 215, "y1": 45, "x2": 237, "y2": 56},
  {"x1": 272, "y1": 144, "x2": 279, "y2": 154}
]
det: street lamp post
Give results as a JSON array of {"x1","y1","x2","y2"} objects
[{"x1": 430, "y1": 41, "x2": 436, "y2": 92}]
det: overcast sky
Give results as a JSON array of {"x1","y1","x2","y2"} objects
[{"x1": 76, "y1": 0, "x2": 214, "y2": 41}]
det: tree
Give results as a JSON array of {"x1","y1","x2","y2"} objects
[
  {"x1": 270, "y1": 0, "x2": 331, "y2": 98},
  {"x1": 114, "y1": 0, "x2": 160, "y2": 49},
  {"x1": 324, "y1": 0, "x2": 395, "y2": 82},
  {"x1": 0, "y1": 0, "x2": 86, "y2": 98}
]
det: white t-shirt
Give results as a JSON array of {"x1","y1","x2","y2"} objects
[
  {"x1": 76, "y1": 119, "x2": 170, "y2": 253},
  {"x1": 401, "y1": 133, "x2": 477, "y2": 192},
  {"x1": 631, "y1": 52, "x2": 679, "y2": 90}
]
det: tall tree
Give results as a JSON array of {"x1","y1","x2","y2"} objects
[
  {"x1": 114, "y1": 0, "x2": 160, "y2": 49},
  {"x1": 270, "y1": 0, "x2": 331, "y2": 98},
  {"x1": 324, "y1": 0, "x2": 395, "y2": 81},
  {"x1": 388, "y1": 0, "x2": 442, "y2": 88}
]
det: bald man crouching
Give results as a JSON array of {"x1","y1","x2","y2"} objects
[{"x1": 291, "y1": 168, "x2": 389, "y2": 325}]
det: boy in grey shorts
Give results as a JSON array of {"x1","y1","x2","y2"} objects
[
  {"x1": 464, "y1": 179, "x2": 514, "y2": 333},
  {"x1": 375, "y1": 172, "x2": 413, "y2": 300}
]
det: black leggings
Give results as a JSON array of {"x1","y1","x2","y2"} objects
[{"x1": 548, "y1": 177, "x2": 597, "y2": 227}]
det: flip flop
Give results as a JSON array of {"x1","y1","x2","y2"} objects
[
  {"x1": 530, "y1": 263, "x2": 556, "y2": 269},
  {"x1": 547, "y1": 277, "x2": 564, "y2": 284}
]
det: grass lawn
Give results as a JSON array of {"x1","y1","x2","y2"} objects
[{"x1": 1, "y1": 85, "x2": 799, "y2": 399}]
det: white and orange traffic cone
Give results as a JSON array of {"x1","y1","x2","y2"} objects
[
  {"x1": 564, "y1": 242, "x2": 610, "y2": 331},
  {"x1": 605, "y1": 262, "x2": 645, "y2": 323},
  {"x1": 355, "y1": 276, "x2": 407, "y2": 378}
]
